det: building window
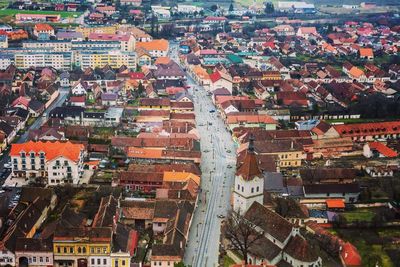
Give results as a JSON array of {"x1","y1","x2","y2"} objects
[
  {"x1": 251, "y1": 188, "x2": 254, "y2": 193},
  {"x1": 70, "y1": 247, "x2": 74, "y2": 253},
  {"x1": 91, "y1": 259, "x2": 95, "y2": 265},
  {"x1": 33, "y1": 257, "x2": 36, "y2": 262},
  {"x1": 39, "y1": 257, "x2": 43, "y2": 263},
  {"x1": 115, "y1": 260, "x2": 119, "y2": 267},
  {"x1": 46, "y1": 257, "x2": 49, "y2": 262},
  {"x1": 122, "y1": 260, "x2": 126, "y2": 266},
  {"x1": 256, "y1": 186, "x2": 259, "y2": 192},
  {"x1": 103, "y1": 259, "x2": 107, "y2": 265},
  {"x1": 237, "y1": 184, "x2": 240, "y2": 190},
  {"x1": 97, "y1": 259, "x2": 101, "y2": 265}
]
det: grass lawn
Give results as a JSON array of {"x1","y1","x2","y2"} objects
[
  {"x1": 235, "y1": 0, "x2": 277, "y2": 8},
  {"x1": 223, "y1": 255, "x2": 235, "y2": 267},
  {"x1": 341, "y1": 208, "x2": 376, "y2": 223},
  {"x1": 0, "y1": 9, "x2": 82, "y2": 18}
]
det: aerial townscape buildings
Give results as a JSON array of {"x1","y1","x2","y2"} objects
[{"x1": 0, "y1": 0, "x2": 399, "y2": 267}]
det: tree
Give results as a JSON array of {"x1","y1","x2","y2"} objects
[
  {"x1": 137, "y1": 81, "x2": 144, "y2": 96},
  {"x1": 223, "y1": 210, "x2": 265, "y2": 264},
  {"x1": 229, "y1": 2, "x2": 234, "y2": 12},
  {"x1": 264, "y1": 2, "x2": 275, "y2": 14},
  {"x1": 174, "y1": 262, "x2": 190, "y2": 267},
  {"x1": 210, "y1": 5, "x2": 218, "y2": 12}
]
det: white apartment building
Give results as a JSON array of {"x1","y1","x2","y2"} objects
[
  {"x1": 14, "y1": 52, "x2": 72, "y2": 70},
  {"x1": 22, "y1": 40, "x2": 72, "y2": 52},
  {"x1": 10, "y1": 141, "x2": 85, "y2": 185}
]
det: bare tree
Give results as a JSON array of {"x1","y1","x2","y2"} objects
[{"x1": 223, "y1": 210, "x2": 265, "y2": 264}]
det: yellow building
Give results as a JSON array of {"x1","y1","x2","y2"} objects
[
  {"x1": 53, "y1": 227, "x2": 112, "y2": 267},
  {"x1": 79, "y1": 50, "x2": 136, "y2": 70},
  {"x1": 76, "y1": 25, "x2": 118, "y2": 38},
  {"x1": 254, "y1": 139, "x2": 304, "y2": 168}
]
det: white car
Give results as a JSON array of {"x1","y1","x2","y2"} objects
[{"x1": 3, "y1": 163, "x2": 11, "y2": 169}]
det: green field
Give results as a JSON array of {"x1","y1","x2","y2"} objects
[
  {"x1": 0, "y1": 9, "x2": 82, "y2": 19},
  {"x1": 341, "y1": 208, "x2": 376, "y2": 223},
  {"x1": 235, "y1": 0, "x2": 276, "y2": 8}
]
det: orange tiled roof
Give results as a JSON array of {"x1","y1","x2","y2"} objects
[
  {"x1": 359, "y1": 48, "x2": 373, "y2": 57},
  {"x1": 163, "y1": 171, "x2": 200, "y2": 185},
  {"x1": 34, "y1": 23, "x2": 54, "y2": 32},
  {"x1": 326, "y1": 199, "x2": 345, "y2": 209},
  {"x1": 136, "y1": 39, "x2": 169, "y2": 52},
  {"x1": 348, "y1": 66, "x2": 365, "y2": 78},
  {"x1": 10, "y1": 141, "x2": 83, "y2": 162},
  {"x1": 227, "y1": 114, "x2": 277, "y2": 124},
  {"x1": 127, "y1": 147, "x2": 163, "y2": 159}
]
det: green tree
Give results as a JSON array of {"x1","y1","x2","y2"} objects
[
  {"x1": 174, "y1": 262, "x2": 190, "y2": 267},
  {"x1": 264, "y1": 2, "x2": 275, "y2": 14},
  {"x1": 229, "y1": 2, "x2": 234, "y2": 12},
  {"x1": 137, "y1": 81, "x2": 144, "y2": 96},
  {"x1": 210, "y1": 5, "x2": 218, "y2": 12}
]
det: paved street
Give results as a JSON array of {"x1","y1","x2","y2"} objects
[
  {"x1": 0, "y1": 87, "x2": 69, "y2": 173},
  {"x1": 17, "y1": 87, "x2": 69, "y2": 143},
  {"x1": 169, "y1": 42, "x2": 237, "y2": 267}
]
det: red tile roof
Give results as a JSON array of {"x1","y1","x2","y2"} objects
[
  {"x1": 10, "y1": 141, "x2": 84, "y2": 162},
  {"x1": 334, "y1": 121, "x2": 400, "y2": 138},
  {"x1": 369, "y1": 141, "x2": 398, "y2": 158},
  {"x1": 34, "y1": 23, "x2": 54, "y2": 32},
  {"x1": 341, "y1": 242, "x2": 362, "y2": 267},
  {"x1": 209, "y1": 71, "x2": 222, "y2": 83},
  {"x1": 326, "y1": 199, "x2": 345, "y2": 209}
]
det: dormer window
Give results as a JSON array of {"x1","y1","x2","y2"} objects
[
  {"x1": 21, "y1": 152, "x2": 26, "y2": 158},
  {"x1": 30, "y1": 152, "x2": 35, "y2": 158}
]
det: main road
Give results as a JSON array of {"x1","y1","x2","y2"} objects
[{"x1": 169, "y1": 42, "x2": 237, "y2": 267}]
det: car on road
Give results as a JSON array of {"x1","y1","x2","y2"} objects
[
  {"x1": 209, "y1": 109, "x2": 215, "y2": 113},
  {"x1": 203, "y1": 149, "x2": 210, "y2": 153},
  {"x1": 3, "y1": 162, "x2": 11, "y2": 169},
  {"x1": 226, "y1": 150, "x2": 231, "y2": 153},
  {"x1": 217, "y1": 214, "x2": 225, "y2": 219},
  {"x1": 227, "y1": 165, "x2": 233, "y2": 169},
  {"x1": 208, "y1": 122, "x2": 213, "y2": 126}
]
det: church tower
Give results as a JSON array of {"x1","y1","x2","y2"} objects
[{"x1": 233, "y1": 135, "x2": 264, "y2": 213}]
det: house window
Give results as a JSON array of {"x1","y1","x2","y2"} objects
[
  {"x1": 46, "y1": 257, "x2": 49, "y2": 262},
  {"x1": 30, "y1": 152, "x2": 35, "y2": 158},
  {"x1": 70, "y1": 247, "x2": 74, "y2": 253},
  {"x1": 33, "y1": 257, "x2": 36, "y2": 262},
  {"x1": 237, "y1": 184, "x2": 240, "y2": 190},
  {"x1": 256, "y1": 186, "x2": 259, "y2": 192},
  {"x1": 241, "y1": 186, "x2": 244, "y2": 192},
  {"x1": 251, "y1": 188, "x2": 254, "y2": 193},
  {"x1": 39, "y1": 257, "x2": 43, "y2": 263},
  {"x1": 57, "y1": 247, "x2": 61, "y2": 253}
]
